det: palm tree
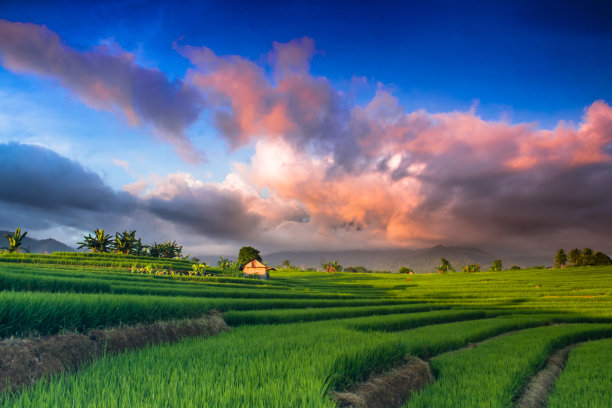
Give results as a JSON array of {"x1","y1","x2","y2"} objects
[
  {"x1": 3, "y1": 227, "x2": 29, "y2": 253},
  {"x1": 77, "y1": 229, "x2": 113, "y2": 253},
  {"x1": 113, "y1": 230, "x2": 137, "y2": 254}
]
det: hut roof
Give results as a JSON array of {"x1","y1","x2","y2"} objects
[{"x1": 241, "y1": 259, "x2": 275, "y2": 271}]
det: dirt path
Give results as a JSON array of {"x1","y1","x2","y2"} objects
[
  {"x1": 513, "y1": 345, "x2": 575, "y2": 408},
  {"x1": 332, "y1": 323, "x2": 557, "y2": 408},
  {"x1": 0, "y1": 311, "x2": 228, "y2": 395},
  {"x1": 332, "y1": 357, "x2": 433, "y2": 408}
]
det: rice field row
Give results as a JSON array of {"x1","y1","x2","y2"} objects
[
  {"x1": 404, "y1": 324, "x2": 612, "y2": 407},
  {"x1": 547, "y1": 338, "x2": 612, "y2": 408},
  {"x1": 1, "y1": 256, "x2": 611, "y2": 406},
  {"x1": 0, "y1": 290, "x2": 418, "y2": 337},
  {"x1": 4, "y1": 313, "x2": 610, "y2": 407}
]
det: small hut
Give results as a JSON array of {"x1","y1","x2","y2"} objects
[{"x1": 241, "y1": 259, "x2": 274, "y2": 279}]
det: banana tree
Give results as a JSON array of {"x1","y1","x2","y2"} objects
[
  {"x1": 322, "y1": 260, "x2": 342, "y2": 273},
  {"x1": 217, "y1": 256, "x2": 231, "y2": 268},
  {"x1": 113, "y1": 230, "x2": 137, "y2": 254},
  {"x1": 77, "y1": 229, "x2": 113, "y2": 253},
  {"x1": 159, "y1": 240, "x2": 182, "y2": 258},
  {"x1": 3, "y1": 227, "x2": 29, "y2": 253},
  {"x1": 133, "y1": 238, "x2": 149, "y2": 256}
]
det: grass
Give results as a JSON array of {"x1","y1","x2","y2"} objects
[
  {"x1": 0, "y1": 290, "x2": 415, "y2": 337},
  {"x1": 0, "y1": 314, "x2": 578, "y2": 407},
  {"x1": 546, "y1": 338, "x2": 612, "y2": 408},
  {"x1": 224, "y1": 303, "x2": 449, "y2": 325},
  {"x1": 0, "y1": 256, "x2": 611, "y2": 406},
  {"x1": 403, "y1": 324, "x2": 612, "y2": 408}
]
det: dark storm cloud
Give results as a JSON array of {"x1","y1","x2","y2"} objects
[
  {"x1": 0, "y1": 143, "x2": 264, "y2": 242},
  {"x1": 0, "y1": 142, "x2": 134, "y2": 212},
  {"x1": 146, "y1": 189, "x2": 262, "y2": 240},
  {"x1": 415, "y1": 162, "x2": 612, "y2": 239}
]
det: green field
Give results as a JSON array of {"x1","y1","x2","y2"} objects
[{"x1": 1, "y1": 253, "x2": 611, "y2": 407}]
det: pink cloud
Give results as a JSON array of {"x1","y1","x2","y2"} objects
[{"x1": 0, "y1": 20, "x2": 204, "y2": 162}]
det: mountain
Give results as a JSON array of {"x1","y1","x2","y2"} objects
[
  {"x1": 264, "y1": 245, "x2": 506, "y2": 273},
  {"x1": 0, "y1": 230, "x2": 75, "y2": 254}
]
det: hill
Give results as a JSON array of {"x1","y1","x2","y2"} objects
[
  {"x1": 0, "y1": 230, "x2": 75, "y2": 254},
  {"x1": 264, "y1": 245, "x2": 506, "y2": 273}
]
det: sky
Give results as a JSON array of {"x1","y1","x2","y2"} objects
[{"x1": 1, "y1": 0, "x2": 612, "y2": 259}]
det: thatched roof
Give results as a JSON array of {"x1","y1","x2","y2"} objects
[{"x1": 241, "y1": 259, "x2": 276, "y2": 271}]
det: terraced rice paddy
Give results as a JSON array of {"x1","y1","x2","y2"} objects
[{"x1": 0, "y1": 253, "x2": 611, "y2": 407}]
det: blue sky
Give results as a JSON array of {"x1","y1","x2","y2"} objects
[{"x1": 1, "y1": 0, "x2": 611, "y2": 258}]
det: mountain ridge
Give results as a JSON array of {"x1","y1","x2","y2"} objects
[
  {"x1": 263, "y1": 245, "x2": 517, "y2": 273},
  {"x1": 0, "y1": 230, "x2": 75, "y2": 254}
]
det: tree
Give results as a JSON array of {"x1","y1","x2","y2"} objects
[
  {"x1": 321, "y1": 260, "x2": 342, "y2": 273},
  {"x1": 237, "y1": 246, "x2": 262, "y2": 267},
  {"x1": 3, "y1": 227, "x2": 29, "y2": 253},
  {"x1": 594, "y1": 251, "x2": 612, "y2": 266},
  {"x1": 568, "y1": 248, "x2": 582, "y2": 266},
  {"x1": 554, "y1": 249, "x2": 567, "y2": 268},
  {"x1": 77, "y1": 229, "x2": 112, "y2": 253},
  {"x1": 489, "y1": 260, "x2": 503, "y2": 271},
  {"x1": 582, "y1": 248, "x2": 595, "y2": 266},
  {"x1": 149, "y1": 242, "x2": 161, "y2": 258},
  {"x1": 398, "y1": 267, "x2": 413, "y2": 274},
  {"x1": 436, "y1": 258, "x2": 453, "y2": 273},
  {"x1": 113, "y1": 230, "x2": 137, "y2": 254},
  {"x1": 158, "y1": 240, "x2": 182, "y2": 258},
  {"x1": 132, "y1": 238, "x2": 149, "y2": 256},
  {"x1": 463, "y1": 264, "x2": 481, "y2": 273}
]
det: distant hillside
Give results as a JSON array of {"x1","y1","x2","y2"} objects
[
  {"x1": 264, "y1": 245, "x2": 507, "y2": 273},
  {"x1": 0, "y1": 230, "x2": 75, "y2": 254}
]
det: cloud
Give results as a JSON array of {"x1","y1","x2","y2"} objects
[
  {"x1": 177, "y1": 37, "x2": 364, "y2": 172},
  {"x1": 112, "y1": 158, "x2": 130, "y2": 171},
  {"x1": 0, "y1": 20, "x2": 204, "y2": 162},
  {"x1": 0, "y1": 142, "x2": 136, "y2": 232},
  {"x1": 235, "y1": 95, "x2": 612, "y2": 252},
  {"x1": 2, "y1": 28, "x2": 612, "y2": 256},
  {"x1": 0, "y1": 143, "x2": 310, "y2": 247},
  {"x1": 133, "y1": 172, "x2": 310, "y2": 241}
]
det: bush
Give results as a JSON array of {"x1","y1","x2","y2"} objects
[{"x1": 463, "y1": 264, "x2": 481, "y2": 273}]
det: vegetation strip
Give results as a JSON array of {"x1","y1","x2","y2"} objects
[
  {"x1": 331, "y1": 358, "x2": 433, "y2": 408},
  {"x1": 546, "y1": 338, "x2": 612, "y2": 408},
  {"x1": 403, "y1": 324, "x2": 612, "y2": 408},
  {"x1": 0, "y1": 312, "x2": 228, "y2": 394},
  {"x1": 514, "y1": 344, "x2": 576, "y2": 408}
]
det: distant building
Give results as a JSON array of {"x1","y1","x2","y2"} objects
[{"x1": 241, "y1": 259, "x2": 275, "y2": 279}]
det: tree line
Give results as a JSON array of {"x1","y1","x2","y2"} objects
[
  {"x1": 77, "y1": 229, "x2": 186, "y2": 259},
  {"x1": 554, "y1": 248, "x2": 611, "y2": 268}
]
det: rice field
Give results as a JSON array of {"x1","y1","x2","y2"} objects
[{"x1": 0, "y1": 254, "x2": 611, "y2": 406}]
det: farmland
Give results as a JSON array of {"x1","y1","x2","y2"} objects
[{"x1": 0, "y1": 253, "x2": 611, "y2": 407}]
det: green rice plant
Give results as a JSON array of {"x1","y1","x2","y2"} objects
[
  {"x1": 547, "y1": 338, "x2": 612, "y2": 408},
  {"x1": 0, "y1": 268, "x2": 112, "y2": 293},
  {"x1": 224, "y1": 303, "x2": 448, "y2": 325},
  {"x1": 404, "y1": 324, "x2": 612, "y2": 408},
  {"x1": 348, "y1": 309, "x2": 493, "y2": 332},
  {"x1": 0, "y1": 314, "x2": 573, "y2": 407},
  {"x1": 0, "y1": 291, "x2": 416, "y2": 338}
]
